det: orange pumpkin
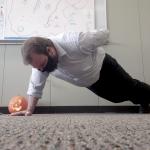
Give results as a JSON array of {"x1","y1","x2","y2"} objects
[{"x1": 8, "y1": 96, "x2": 28, "y2": 113}]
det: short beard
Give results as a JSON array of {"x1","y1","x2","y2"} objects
[{"x1": 42, "y1": 55, "x2": 58, "y2": 73}]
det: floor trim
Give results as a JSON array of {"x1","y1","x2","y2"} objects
[{"x1": 0, "y1": 106, "x2": 141, "y2": 114}]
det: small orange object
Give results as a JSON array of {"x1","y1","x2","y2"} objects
[{"x1": 8, "y1": 96, "x2": 28, "y2": 113}]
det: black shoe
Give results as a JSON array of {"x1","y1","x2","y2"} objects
[{"x1": 139, "y1": 104, "x2": 149, "y2": 113}]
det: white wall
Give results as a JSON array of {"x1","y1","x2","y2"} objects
[
  {"x1": 138, "y1": 0, "x2": 150, "y2": 84},
  {"x1": 0, "y1": 0, "x2": 150, "y2": 106},
  {"x1": 0, "y1": 45, "x2": 5, "y2": 105}
]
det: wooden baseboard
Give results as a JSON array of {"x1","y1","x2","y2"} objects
[{"x1": 0, "y1": 106, "x2": 140, "y2": 114}]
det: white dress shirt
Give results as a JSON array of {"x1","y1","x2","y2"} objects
[{"x1": 27, "y1": 30, "x2": 109, "y2": 98}]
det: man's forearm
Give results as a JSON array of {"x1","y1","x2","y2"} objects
[{"x1": 27, "y1": 96, "x2": 39, "y2": 113}]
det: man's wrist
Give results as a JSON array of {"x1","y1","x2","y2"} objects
[
  {"x1": 27, "y1": 107, "x2": 35, "y2": 113},
  {"x1": 27, "y1": 96, "x2": 38, "y2": 113}
]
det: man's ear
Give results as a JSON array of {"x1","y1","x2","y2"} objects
[
  {"x1": 46, "y1": 46, "x2": 51, "y2": 53},
  {"x1": 46, "y1": 46, "x2": 56, "y2": 56},
  {"x1": 46, "y1": 47, "x2": 52, "y2": 55}
]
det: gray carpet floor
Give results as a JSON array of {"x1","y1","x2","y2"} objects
[{"x1": 0, "y1": 114, "x2": 150, "y2": 150}]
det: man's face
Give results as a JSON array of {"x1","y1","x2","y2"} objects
[{"x1": 30, "y1": 47, "x2": 58, "y2": 72}]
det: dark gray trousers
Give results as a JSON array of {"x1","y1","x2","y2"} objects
[{"x1": 87, "y1": 54, "x2": 150, "y2": 105}]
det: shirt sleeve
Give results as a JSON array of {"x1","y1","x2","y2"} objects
[
  {"x1": 27, "y1": 68, "x2": 49, "y2": 98},
  {"x1": 78, "y1": 29, "x2": 109, "y2": 54}
]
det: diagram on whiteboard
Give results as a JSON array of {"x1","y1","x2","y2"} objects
[{"x1": 0, "y1": 0, "x2": 106, "y2": 40}]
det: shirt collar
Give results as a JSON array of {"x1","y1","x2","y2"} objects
[{"x1": 52, "y1": 40, "x2": 67, "y2": 61}]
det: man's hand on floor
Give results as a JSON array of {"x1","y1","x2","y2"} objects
[{"x1": 10, "y1": 110, "x2": 32, "y2": 116}]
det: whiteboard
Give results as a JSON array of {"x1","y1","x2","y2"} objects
[{"x1": 0, "y1": 0, "x2": 106, "y2": 40}]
